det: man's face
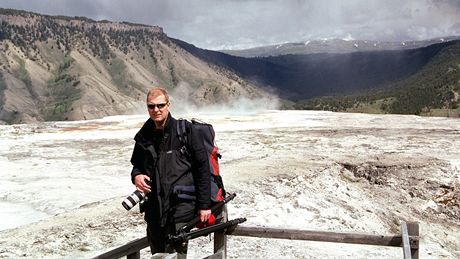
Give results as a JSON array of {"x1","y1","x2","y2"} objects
[{"x1": 147, "y1": 93, "x2": 170, "y2": 126}]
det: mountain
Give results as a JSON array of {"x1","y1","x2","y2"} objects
[
  {"x1": 0, "y1": 8, "x2": 271, "y2": 124},
  {"x1": 1, "y1": 8, "x2": 459, "y2": 123},
  {"x1": 172, "y1": 38, "x2": 460, "y2": 107},
  {"x1": 221, "y1": 37, "x2": 460, "y2": 57},
  {"x1": 294, "y1": 41, "x2": 460, "y2": 116}
]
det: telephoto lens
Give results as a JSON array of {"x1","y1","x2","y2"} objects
[{"x1": 122, "y1": 190, "x2": 146, "y2": 210}]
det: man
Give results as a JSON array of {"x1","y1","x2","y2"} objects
[{"x1": 130, "y1": 87, "x2": 211, "y2": 258}]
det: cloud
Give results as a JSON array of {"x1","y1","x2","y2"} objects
[{"x1": 0, "y1": 0, "x2": 459, "y2": 49}]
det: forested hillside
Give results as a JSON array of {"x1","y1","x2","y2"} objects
[
  {"x1": 174, "y1": 38, "x2": 460, "y2": 117},
  {"x1": 0, "y1": 8, "x2": 269, "y2": 124},
  {"x1": 294, "y1": 41, "x2": 460, "y2": 116}
]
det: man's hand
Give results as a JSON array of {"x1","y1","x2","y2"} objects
[
  {"x1": 199, "y1": 209, "x2": 212, "y2": 222},
  {"x1": 134, "y1": 174, "x2": 151, "y2": 193}
]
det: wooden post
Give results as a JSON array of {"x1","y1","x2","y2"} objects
[
  {"x1": 407, "y1": 222, "x2": 419, "y2": 259},
  {"x1": 127, "y1": 251, "x2": 140, "y2": 259},
  {"x1": 151, "y1": 253, "x2": 177, "y2": 259},
  {"x1": 401, "y1": 221, "x2": 412, "y2": 259},
  {"x1": 213, "y1": 204, "x2": 228, "y2": 258},
  {"x1": 204, "y1": 250, "x2": 225, "y2": 259}
]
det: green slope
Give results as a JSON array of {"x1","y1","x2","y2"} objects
[{"x1": 293, "y1": 41, "x2": 460, "y2": 117}]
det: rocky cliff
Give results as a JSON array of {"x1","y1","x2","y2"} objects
[{"x1": 0, "y1": 9, "x2": 271, "y2": 124}]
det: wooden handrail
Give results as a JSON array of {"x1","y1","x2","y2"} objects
[
  {"x1": 93, "y1": 221, "x2": 419, "y2": 259},
  {"x1": 227, "y1": 224, "x2": 419, "y2": 248},
  {"x1": 92, "y1": 236, "x2": 149, "y2": 259}
]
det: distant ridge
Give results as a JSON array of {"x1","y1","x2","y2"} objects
[
  {"x1": 173, "y1": 38, "x2": 457, "y2": 96},
  {"x1": 221, "y1": 36, "x2": 460, "y2": 57},
  {"x1": 173, "y1": 38, "x2": 460, "y2": 116}
]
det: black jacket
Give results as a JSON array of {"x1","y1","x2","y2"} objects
[{"x1": 130, "y1": 113, "x2": 211, "y2": 225}]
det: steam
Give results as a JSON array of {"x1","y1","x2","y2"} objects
[
  {"x1": 169, "y1": 82, "x2": 281, "y2": 117},
  {"x1": 169, "y1": 82, "x2": 195, "y2": 108},
  {"x1": 192, "y1": 96, "x2": 281, "y2": 115}
]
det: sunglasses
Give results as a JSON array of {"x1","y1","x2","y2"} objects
[{"x1": 147, "y1": 103, "x2": 168, "y2": 110}]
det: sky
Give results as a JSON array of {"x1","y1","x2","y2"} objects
[{"x1": 1, "y1": 0, "x2": 460, "y2": 50}]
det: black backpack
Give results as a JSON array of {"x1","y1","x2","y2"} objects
[{"x1": 177, "y1": 119, "x2": 226, "y2": 202}]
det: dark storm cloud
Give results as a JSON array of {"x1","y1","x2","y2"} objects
[{"x1": 1, "y1": 0, "x2": 459, "y2": 50}]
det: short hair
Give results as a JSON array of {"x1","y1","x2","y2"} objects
[{"x1": 147, "y1": 87, "x2": 170, "y2": 103}]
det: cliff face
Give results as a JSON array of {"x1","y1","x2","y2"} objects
[{"x1": 0, "y1": 9, "x2": 270, "y2": 124}]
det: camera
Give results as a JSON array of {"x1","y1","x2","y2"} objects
[
  {"x1": 122, "y1": 179, "x2": 151, "y2": 211},
  {"x1": 122, "y1": 190, "x2": 146, "y2": 210}
]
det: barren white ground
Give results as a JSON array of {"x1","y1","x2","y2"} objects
[{"x1": 0, "y1": 110, "x2": 459, "y2": 258}]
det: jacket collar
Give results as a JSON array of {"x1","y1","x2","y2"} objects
[{"x1": 134, "y1": 113, "x2": 175, "y2": 145}]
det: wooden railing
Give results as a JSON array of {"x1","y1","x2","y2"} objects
[
  {"x1": 93, "y1": 221, "x2": 419, "y2": 259},
  {"x1": 228, "y1": 221, "x2": 419, "y2": 259},
  {"x1": 92, "y1": 236, "x2": 148, "y2": 259}
]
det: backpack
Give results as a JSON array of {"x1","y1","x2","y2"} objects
[{"x1": 177, "y1": 119, "x2": 226, "y2": 202}]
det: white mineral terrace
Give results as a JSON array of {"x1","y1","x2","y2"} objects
[{"x1": 0, "y1": 110, "x2": 459, "y2": 258}]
